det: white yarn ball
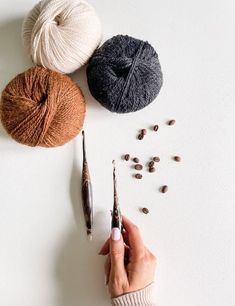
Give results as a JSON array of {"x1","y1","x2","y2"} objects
[{"x1": 22, "y1": 0, "x2": 102, "y2": 74}]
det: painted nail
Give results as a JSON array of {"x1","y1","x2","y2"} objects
[{"x1": 111, "y1": 227, "x2": 121, "y2": 241}]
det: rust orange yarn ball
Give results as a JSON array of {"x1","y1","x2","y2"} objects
[{"x1": 0, "y1": 66, "x2": 85, "y2": 147}]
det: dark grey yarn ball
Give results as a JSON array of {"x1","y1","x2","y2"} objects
[{"x1": 86, "y1": 35, "x2": 163, "y2": 113}]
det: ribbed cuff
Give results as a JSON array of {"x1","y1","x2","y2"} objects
[{"x1": 111, "y1": 283, "x2": 156, "y2": 306}]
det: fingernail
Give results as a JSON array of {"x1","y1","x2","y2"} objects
[
  {"x1": 104, "y1": 276, "x2": 108, "y2": 285},
  {"x1": 111, "y1": 227, "x2": 121, "y2": 241}
]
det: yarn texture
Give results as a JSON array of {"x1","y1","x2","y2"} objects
[
  {"x1": 87, "y1": 35, "x2": 163, "y2": 113},
  {"x1": 0, "y1": 66, "x2": 85, "y2": 147},
  {"x1": 22, "y1": 0, "x2": 102, "y2": 74}
]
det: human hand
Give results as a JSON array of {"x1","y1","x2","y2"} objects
[{"x1": 99, "y1": 216, "x2": 157, "y2": 298}]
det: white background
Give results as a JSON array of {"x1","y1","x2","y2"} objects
[{"x1": 0, "y1": 1, "x2": 235, "y2": 305}]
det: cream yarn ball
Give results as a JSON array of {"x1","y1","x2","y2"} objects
[{"x1": 22, "y1": 0, "x2": 102, "y2": 74}]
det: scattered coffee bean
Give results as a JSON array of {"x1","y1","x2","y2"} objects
[
  {"x1": 142, "y1": 207, "x2": 149, "y2": 214},
  {"x1": 174, "y1": 156, "x2": 181, "y2": 162},
  {"x1": 124, "y1": 154, "x2": 130, "y2": 161},
  {"x1": 135, "y1": 173, "x2": 142, "y2": 179},
  {"x1": 161, "y1": 185, "x2": 168, "y2": 193},
  {"x1": 149, "y1": 167, "x2": 156, "y2": 173},
  {"x1": 153, "y1": 124, "x2": 159, "y2": 131},
  {"x1": 153, "y1": 156, "x2": 160, "y2": 162},
  {"x1": 168, "y1": 119, "x2": 176, "y2": 126},
  {"x1": 133, "y1": 157, "x2": 140, "y2": 163},
  {"x1": 141, "y1": 129, "x2": 147, "y2": 135},
  {"x1": 138, "y1": 133, "x2": 144, "y2": 140},
  {"x1": 148, "y1": 161, "x2": 155, "y2": 168},
  {"x1": 135, "y1": 164, "x2": 143, "y2": 170}
]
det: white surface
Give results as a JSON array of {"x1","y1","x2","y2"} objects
[{"x1": 0, "y1": 1, "x2": 235, "y2": 306}]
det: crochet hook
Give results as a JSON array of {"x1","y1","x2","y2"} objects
[{"x1": 81, "y1": 130, "x2": 93, "y2": 240}]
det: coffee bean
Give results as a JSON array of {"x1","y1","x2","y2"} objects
[
  {"x1": 124, "y1": 154, "x2": 130, "y2": 161},
  {"x1": 135, "y1": 173, "x2": 142, "y2": 179},
  {"x1": 141, "y1": 129, "x2": 147, "y2": 135},
  {"x1": 135, "y1": 164, "x2": 143, "y2": 170},
  {"x1": 142, "y1": 207, "x2": 149, "y2": 214},
  {"x1": 174, "y1": 156, "x2": 181, "y2": 162},
  {"x1": 133, "y1": 157, "x2": 139, "y2": 163},
  {"x1": 148, "y1": 161, "x2": 155, "y2": 168},
  {"x1": 153, "y1": 124, "x2": 159, "y2": 131},
  {"x1": 161, "y1": 185, "x2": 168, "y2": 193},
  {"x1": 153, "y1": 156, "x2": 160, "y2": 162},
  {"x1": 149, "y1": 167, "x2": 156, "y2": 173},
  {"x1": 168, "y1": 119, "x2": 176, "y2": 126},
  {"x1": 138, "y1": 133, "x2": 144, "y2": 140}
]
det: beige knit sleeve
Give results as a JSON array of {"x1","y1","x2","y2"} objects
[{"x1": 111, "y1": 283, "x2": 156, "y2": 306}]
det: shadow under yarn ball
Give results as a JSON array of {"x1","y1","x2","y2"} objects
[
  {"x1": 0, "y1": 66, "x2": 85, "y2": 147},
  {"x1": 86, "y1": 35, "x2": 163, "y2": 114}
]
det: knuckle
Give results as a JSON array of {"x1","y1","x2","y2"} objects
[
  {"x1": 146, "y1": 252, "x2": 157, "y2": 266},
  {"x1": 111, "y1": 248, "x2": 123, "y2": 258},
  {"x1": 145, "y1": 248, "x2": 156, "y2": 260}
]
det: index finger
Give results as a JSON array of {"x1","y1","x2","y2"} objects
[{"x1": 122, "y1": 216, "x2": 145, "y2": 257}]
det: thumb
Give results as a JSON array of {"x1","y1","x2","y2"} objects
[{"x1": 110, "y1": 228, "x2": 125, "y2": 274}]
